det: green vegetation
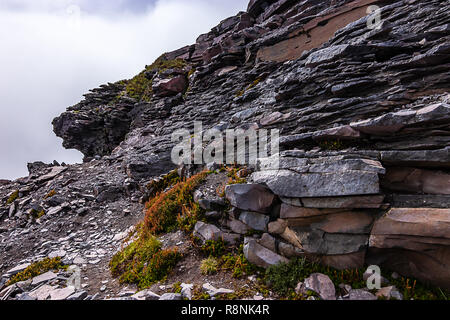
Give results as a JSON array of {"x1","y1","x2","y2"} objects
[
  {"x1": 145, "y1": 170, "x2": 181, "y2": 200},
  {"x1": 122, "y1": 55, "x2": 187, "y2": 102},
  {"x1": 264, "y1": 257, "x2": 449, "y2": 300},
  {"x1": 110, "y1": 171, "x2": 210, "y2": 289},
  {"x1": 144, "y1": 171, "x2": 209, "y2": 235},
  {"x1": 200, "y1": 239, "x2": 228, "y2": 258},
  {"x1": 6, "y1": 190, "x2": 19, "y2": 205},
  {"x1": 221, "y1": 245, "x2": 263, "y2": 279},
  {"x1": 200, "y1": 257, "x2": 219, "y2": 275},
  {"x1": 7, "y1": 257, "x2": 67, "y2": 286},
  {"x1": 318, "y1": 139, "x2": 346, "y2": 151},
  {"x1": 109, "y1": 234, "x2": 182, "y2": 289},
  {"x1": 43, "y1": 189, "x2": 56, "y2": 200}
]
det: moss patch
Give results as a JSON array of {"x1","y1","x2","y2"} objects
[
  {"x1": 144, "y1": 171, "x2": 209, "y2": 235},
  {"x1": 123, "y1": 56, "x2": 187, "y2": 102},
  {"x1": 7, "y1": 257, "x2": 67, "y2": 286},
  {"x1": 110, "y1": 233, "x2": 182, "y2": 289},
  {"x1": 200, "y1": 257, "x2": 219, "y2": 275},
  {"x1": 6, "y1": 190, "x2": 19, "y2": 205}
]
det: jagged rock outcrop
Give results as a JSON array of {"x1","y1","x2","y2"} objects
[{"x1": 2, "y1": 0, "x2": 450, "y2": 298}]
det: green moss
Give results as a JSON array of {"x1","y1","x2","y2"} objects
[
  {"x1": 7, "y1": 257, "x2": 67, "y2": 286},
  {"x1": 7, "y1": 190, "x2": 19, "y2": 205},
  {"x1": 43, "y1": 189, "x2": 56, "y2": 200},
  {"x1": 318, "y1": 139, "x2": 346, "y2": 151},
  {"x1": 192, "y1": 285, "x2": 211, "y2": 300},
  {"x1": 146, "y1": 170, "x2": 181, "y2": 200},
  {"x1": 221, "y1": 245, "x2": 262, "y2": 279},
  {"x1": 172, "y1": 281, "x2": 183, "y2": 294},
  {"x1": 144, "y1": 171, "x2": 209, "y2": 235},
  {"x1": 123, "y1": 56, "x2": 187, "y2": 102},
  {"x1": 200, "y1": 257, "x2": 219, "y2": 275},
  {"x1": 200, "y1": 239, "x2": 228, "y2": 258},
  {"x1": 30, "y1": 209, "x2": 46, "y2": 219},
  {"x1": 110, "y1": 233, "x2": 182, "y2": 289}
]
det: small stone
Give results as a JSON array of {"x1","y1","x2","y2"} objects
[
  {"x1": 202, "y1": 283, "x2": 234, "y2": 297},
  {"x1": 159, "y1": 293, "x2": 182, "y2": 300},
  {"x1": 348, "y1": 289, "x2": 377, "y2": 301},
  {"x1": 67, "y1": 291, "x2": 88, "y2": 300},
  {"x1": 376, "y1": 286, "x2": 403, "y2": 300},
  {"x1": 303, "y1": 273, "x2": 336, "y2": 300}
]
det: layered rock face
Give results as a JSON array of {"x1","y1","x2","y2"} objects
[{"x1": 49, "y1": 0, "x2": 450, "y2": 289}]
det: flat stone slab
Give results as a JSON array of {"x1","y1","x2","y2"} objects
[
  {"x1": 381, "y1": 147, "x2": 450, "y2": 167},
  {"x1": 50, "y1": 286, "x2": 76, "y2": 300},
  {"x1": 239, "y1": 211, "x2": 270, "y2": 232},
  {"x1": 31, "y1": 271, "x2": 57, "y2": 286},
  {"x1": 251, "y1": 169, "x2": 380, "y2": 198},
  {"x1": 29, "y1": 284, "x2": 57, "y2": 300},
  {"x1": 299, "y1": 195, "x2": 385, "y2": 209},
  {"x1": 5, "y1": 263, "x2": 31, "y2": 276},
  {"x1": 225, "y1": 184, "x2": 275, "y2": 213},
  {"x1": 371, "y1": 208, "x2": 450, "y2": 240}
]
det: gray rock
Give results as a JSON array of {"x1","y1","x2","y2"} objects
[
  {"x1": 225, "y1": 184, "x2": 275, "y2": 213},
  {"x1": 193, "y1": 222, "x2": 222, "y2": 242},
  {"x1": 16, "y1": 293, "x2": 36, "y2": 300},
  {"x1": 31, "y1": 271, "x2": 57, "y2": 286},
  {"x1": 376, "y1": 286, "x2": 403, "y2": 300},
  {"x1": 251, "y1": 169, "x2": 380, "y2": 198},
  {"x1": 244, "y1": 239, "x2": 288, "y2": 268},
  {"x1": 303, "y1": 273, "x2": 336, "y2": 300},
  {"x1": 239, "y1": 211, "x2": 270, "y2": 232},
  {"x1": 50, "y1": 286, "x2": 76, "y2": 300},
  {"x1": 29, "y1": 284, "x2": 57, "y2": 300},
  {"x1": 67, "y1": 291, "x2": 88, "y2": 300},
  {"x1": 348, "y1": 289, "x2": 377, "y2": 301},
  {"x1": 5, "y1": 263, "x2": 31, "y2": 277},
  {"x1": 202, "y1": 283, "x2": 234, "y2": 297},
  {"x1": 132, "y1": 289, "x2": 160, "y2": 301},
  {"x1": 159, "y1": 293, "x2": 182, "y2": 300},
  {"x1": 181, "y1": 283, "x2": 193, "y2": 300}
]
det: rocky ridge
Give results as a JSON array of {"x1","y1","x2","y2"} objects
[{"x1": 1, "y1": 0, "x2": 450, "y2": 300}]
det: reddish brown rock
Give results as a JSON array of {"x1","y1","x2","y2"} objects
[
  {"x1": 152, "y1": 76, "x2": 188, "y2": 97},
  {"x1": 368, "y1": 208, "x2": 450, "y2": 290},
  {"x1": 256, "y1": 0, "x2": 379, "y2": 62},
  {"x1": 381, "y1": 167, "x2": 450, "y2": 195}
]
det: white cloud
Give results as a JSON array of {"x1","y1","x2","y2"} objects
[{"x1": 0, "y1": 0, "x2": 248, "y2": 179}]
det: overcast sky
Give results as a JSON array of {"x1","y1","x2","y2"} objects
[{"x1": 0, "y1": 0, "x2": 248, "y2": 180}]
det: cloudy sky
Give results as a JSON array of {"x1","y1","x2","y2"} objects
[{"x1": 0, "y1": 0, "x2": 247, "y2": 180}]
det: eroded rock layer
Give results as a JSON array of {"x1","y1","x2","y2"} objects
[{"x1": 2, "y1": 0, "x2": 449, "y2": 295}]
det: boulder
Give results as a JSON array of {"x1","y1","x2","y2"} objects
[
  {"x1": 239, "y1": 211, "x2": 270, "y2": 232},
  {"x1": 225, "y1": 184, "x2": 275, "y2": 213},
  {"x1": 152, "y1": 76, "x2": 188, "y2": 97},
  {"x1": 193, "y1": 222, "x2": 222, "y2": 242},
  {"x1": 244, "y1": 239, "x2": 288, "y2": 268}
]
